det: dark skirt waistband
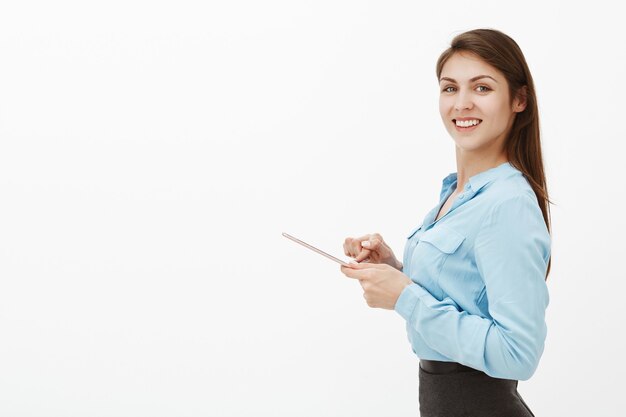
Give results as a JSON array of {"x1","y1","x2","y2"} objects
[{"x1": 420, "y1": 359, "x2": 475, "y2": 374}]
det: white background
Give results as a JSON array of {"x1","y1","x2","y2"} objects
[{"x1": 1, "y1": 1, "x2": 624, "y2": 416}]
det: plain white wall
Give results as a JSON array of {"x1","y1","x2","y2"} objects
[{"x1": 1, "y1": 1, "x2": 624, "y2": 416}]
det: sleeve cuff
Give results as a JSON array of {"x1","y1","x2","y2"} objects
[{"x1": 394, "y1": 283, "x2": 429, "y2": 321}]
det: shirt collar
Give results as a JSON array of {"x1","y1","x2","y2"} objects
[{"x1": 441, "y1": 161, "x2": 518, "y2": 195}]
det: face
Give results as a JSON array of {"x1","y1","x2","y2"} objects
[{"x1": 438, "y1": 51, "x2": 526, "y2": 156}]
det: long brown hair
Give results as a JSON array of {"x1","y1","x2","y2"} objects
[{"x1": 436, "y1": 29, "x2": 553, "y2": 280}]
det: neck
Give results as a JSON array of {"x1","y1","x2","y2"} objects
[{"x1": 453, "y1": 148, "x2": 508, "y2": 193}]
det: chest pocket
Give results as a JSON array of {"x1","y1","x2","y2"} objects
[
  {"x1": 410, "y1": 224, "x2": 466, "y2": 289},
  {"x1": 420, "y1": 225, "x2": 465, "y2": 254}
]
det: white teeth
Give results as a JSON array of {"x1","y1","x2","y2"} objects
[{"x1": 455, "y1": 119, "x2": 481, "y2": 127}]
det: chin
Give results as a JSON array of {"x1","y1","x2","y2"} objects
[{"x1": 451, "y1": 137, "x2": 491, "y2": 152}]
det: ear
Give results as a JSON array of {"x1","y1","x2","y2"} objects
[{"x1": 513, "y1": 86, "x2": 528, "y2": 113}]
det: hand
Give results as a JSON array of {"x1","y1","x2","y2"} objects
[
  {"x1": 343, "y1": 233, "x2": 403, "y2": 270},
  {"x1": 340, "y1": 262, "x2": 413, "y2": 310}
]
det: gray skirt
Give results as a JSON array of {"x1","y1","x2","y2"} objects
[{"x1": 419, "y1": 361, "x2": 535, "y2": 417}]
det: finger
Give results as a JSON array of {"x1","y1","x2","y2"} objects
[
  {"x1": 343, "y1": 238, "x2": 354, "y2": 257},
  {"x1": 340, "y1": 265, "x2": 368, "y2": 279},
  {"x1": 344, "y1": 237, "x2": 362, "y2": 258},
  {"x1": 348, "y1": 261, "x2": 379, "y2": 269},
  {"x1": 354, "y1": 248, "x2": 372, "y2": 262},
  {"x1": 350, "y1": 261, "x2": 383, "y2": 270}
]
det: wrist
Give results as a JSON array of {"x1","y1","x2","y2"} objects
[{"x1": 404, "y1": 276, "x2": 412, "y2": 288}]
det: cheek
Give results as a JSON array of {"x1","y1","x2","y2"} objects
[
  {"x1": 439, "y1": 97, "x2": 451, "y2": 118},
  {"x1": 484, "y1": 98, "x2": 511, "y2": 123}
]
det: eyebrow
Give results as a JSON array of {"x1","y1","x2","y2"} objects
[{"x1": 439, "y1": 75, "x2": 498, "y2": 84}]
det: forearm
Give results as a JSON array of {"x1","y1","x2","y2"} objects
[{"x1": 395, "y1": 284, "x2": 545, "y2": 381}]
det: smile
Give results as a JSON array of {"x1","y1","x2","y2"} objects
[
  {"x1": 453, "y1": 119, "x2": 482, "y2": 131},
  {"x1": 454, "y1": 119, "x2": 482, "y2": 127}
]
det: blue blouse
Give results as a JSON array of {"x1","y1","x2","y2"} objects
[{"x1": 394, "y1": 161, "x2": 550, "y2": 381}]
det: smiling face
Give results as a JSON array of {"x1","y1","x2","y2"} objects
[{"x1": 438, "y1": 51, "x2": 526, "y2": 157}]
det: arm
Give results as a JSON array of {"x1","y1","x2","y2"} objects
[{"x1": 395, "y1": 194, "x2": 550, "y2": 380}]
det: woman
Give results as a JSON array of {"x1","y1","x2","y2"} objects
[{"x1": 340, "y1": 28, "x2": 551, "y2": 417}]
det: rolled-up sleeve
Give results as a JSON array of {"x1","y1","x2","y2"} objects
[{"x1": 394, "y1": 194, "x2": 550, "y2": 380}]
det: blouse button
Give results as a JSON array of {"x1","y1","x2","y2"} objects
[{"x1": 459, "y1": 193, "x2": 465, "y2": 199}]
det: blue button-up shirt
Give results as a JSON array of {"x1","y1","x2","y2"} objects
[{"x1": 394, "y1": 161, "x2": 550, "y2": 381}]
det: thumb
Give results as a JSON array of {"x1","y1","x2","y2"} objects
[{"x1": 361, "y1": 238, "x2": 382, "y2": 251}]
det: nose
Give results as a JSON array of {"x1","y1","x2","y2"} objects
[{"x1": 454, "y1": 89, "x2": 473, "y2": 112}]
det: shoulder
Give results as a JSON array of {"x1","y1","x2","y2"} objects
[
  {"x1": 475, "y1": 189, "x2": 551, "y2": 268},
  {"x1": 477, "y1": 169, "x2": 543, "y2": 220},
  {"x1": 481, "y1": 169, "x2": 537, "y2": 206},
  {"x1": 478, "y1": 170, "x2": 549, "y2": 241}
]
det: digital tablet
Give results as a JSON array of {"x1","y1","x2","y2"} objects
[{"x1": 282, "y1": 232, "x2": 351, "y2": 267}]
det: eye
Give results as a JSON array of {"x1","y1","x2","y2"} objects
[
  {"x1": 442, "y1": 86, "x2": 455, "y2": 93},
  {"x1": 476, "y1": 85, "x2": 491, "y2": 92}
]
